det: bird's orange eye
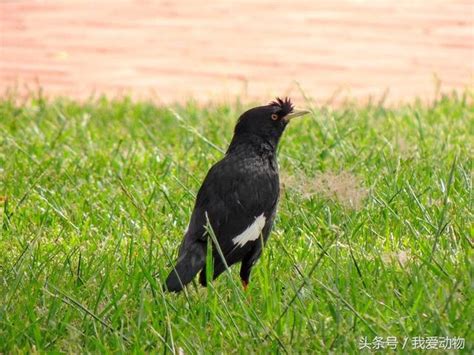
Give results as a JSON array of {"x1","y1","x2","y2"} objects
[{"x1": 271, "y1": 113, "x2": 278, "y2": 120}]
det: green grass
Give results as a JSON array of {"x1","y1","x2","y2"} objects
[{"x1": 0, "y1": 92, "x2": 472, "y2": 353}]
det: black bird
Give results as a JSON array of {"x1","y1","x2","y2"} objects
[{"x1": 165, "y1": 98, "x2": 309, "y2": 292}]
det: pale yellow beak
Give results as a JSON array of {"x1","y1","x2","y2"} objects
[{"x1": 285, "y1": 109, "x2": 311, "y2": 121}]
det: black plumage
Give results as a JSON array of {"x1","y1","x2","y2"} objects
[{"x1": 165, "y1": 97, "x2": 309, "y2": 292}]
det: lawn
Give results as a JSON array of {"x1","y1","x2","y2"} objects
[{"x1": 0, "y1": 92, "x2": 472, "y2": 353}]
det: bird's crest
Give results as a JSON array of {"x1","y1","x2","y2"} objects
[{"x1": 269, "y1": 97, "x2": 294, "y2": 116}]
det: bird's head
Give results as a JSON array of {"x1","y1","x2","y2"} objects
[{"x1": 232, "y1": 98, "x2": 309, "y2": 148}]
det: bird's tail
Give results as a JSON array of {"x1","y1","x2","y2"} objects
[{"x1": 164, "y1": 242, "x2": 206, "y2": 292}]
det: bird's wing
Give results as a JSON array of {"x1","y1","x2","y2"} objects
[{"x1": 182, "y1": 154, "x2": 279, "y2": 255}]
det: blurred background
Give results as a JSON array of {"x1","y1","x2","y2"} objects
[{"x1": 1, "y1": 0, "x2": 473, "y2": 104}]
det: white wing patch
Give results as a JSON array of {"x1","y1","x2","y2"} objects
[{"x1": 232, "y1": 213, "x2": 266, "y2": 248}]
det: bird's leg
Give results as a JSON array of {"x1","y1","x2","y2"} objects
[
  {"x1": 198, "y1": 267, "x2": 207, "y2": 287},
  {"x1": 241, "y1": 278, "x2": 252, "y2": 302},
  {"x1": 240, "y1": 263, "x2": 251, "y2": 292}
]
